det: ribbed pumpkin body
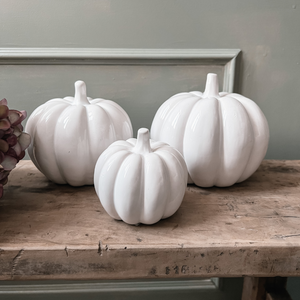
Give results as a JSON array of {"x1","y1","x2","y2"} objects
[
  {"x1": 94, "y1": 128, "x2": 188, "y2": 225},
  {"x1": 151, "y1": 73, "x2": 269, "y2": 187},
  {"x1": 25, "y1": 81, "x2": 133, "y2": 186}
]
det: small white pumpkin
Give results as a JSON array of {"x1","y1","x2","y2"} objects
[
  {"x1": 151, "y1": 73, "x2": 269, "y2": 187},
  {"x1": 94, "y1": 128, "x2": 188, "y2": 225},
  {"x1": 25, "y1": 81, "x2": 133, "y2": 186}
]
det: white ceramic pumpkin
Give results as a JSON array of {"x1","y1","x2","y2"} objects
[
  {"x1": 151, "y1": 73, "x2": 269, "y2": 187},
  {"x1": 94, "y1": 128, "x2": 188, "y2": 225},
  {"x1": 25, "y1": 80, "x2": 133, "y2": 186}
]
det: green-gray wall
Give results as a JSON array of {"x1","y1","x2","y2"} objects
[
  {"x1": 1, "y1": 0, "x2": 300, "y2": 299},
  {"x1": 1, "y1": 0, "x2": 300, "y2": 159}
]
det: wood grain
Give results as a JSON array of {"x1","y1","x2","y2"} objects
[
  {"x1": 1, "y1": 160, "x2": 300, "y2": 280},
  {"x1": 241, "y1": 277, "x2": 266, "y2": 300},
  {"x1": 241, "y1": 277, "x2": 292, "y2": 300}
]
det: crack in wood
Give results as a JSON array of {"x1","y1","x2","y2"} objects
[
  {"x1": 97, "y1": 242, "x2": 110, "y2": 256},
  {"x1": 11, "y1": 249, "x2": 24, "y2": 278},
  {"x1": 98, "y1": 241, "x2": 102, "y2": 256},
  {"x1": 273, "y1": 233, "x2": 300, "y2": 239},
  {"x1": 171, "y1": 224, "x2": 179, "y2": 231},
  {"x1": 232, "y1": 214, "x2": 300, "y2": 219}
]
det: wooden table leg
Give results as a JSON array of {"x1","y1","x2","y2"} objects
[{"x1": 241, "y1": 277, "x2": 292, "y2": 300}]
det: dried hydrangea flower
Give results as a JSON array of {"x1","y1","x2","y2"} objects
[{"x1": 0, "y1": 98, "x2": 31, "y2": 198}]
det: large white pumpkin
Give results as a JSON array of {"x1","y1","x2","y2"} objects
[
  {"x1": 151, "y1": 73, "x2": 269, "y2": 187},
  {"x1": 25, "y1": 80, "x2": 133, "y2": 186},
  {"x1": 94, "y1": 128, "x2": 188, "y2": 225}
]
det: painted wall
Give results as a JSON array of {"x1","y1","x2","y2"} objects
[
  {"x1": 1, "y1": 0, "x2": 300, "y2": 159},
  {"x1": 1, "y1": 0, "x2": 300, "y2": 298}
]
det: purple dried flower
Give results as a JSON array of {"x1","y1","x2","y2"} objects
[{"x1": 0, "y1": 99, "x2": 31, "y2": 198}]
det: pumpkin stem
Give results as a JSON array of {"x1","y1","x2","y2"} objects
[
  {"x1": 74, "y1": 80, "x2": 90, "y2": 105},
  {"x1": 134, "y1": 128, "x2": 152, "y2": 154},
  {"x1": 203, "y1": 73, "x2": 220, "y2": 98}
]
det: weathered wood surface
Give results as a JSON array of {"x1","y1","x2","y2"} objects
[
  {"x1": 241, "y1": 277, "x2": 292, "y2": 300},
  {"x1": 241, "y1": 277, "x2": 267, "y2": 300},
  {"x1": 1, "y1": 160, "x2": 300, "y2": 280}
]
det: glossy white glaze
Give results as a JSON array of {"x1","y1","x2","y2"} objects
[
  {"x1": 25, "y1": 80, "x2": 133, "y2": 186},
  {"x1": 94, "y1": 128, "x2": 188, "y2": 225},
  {"x1": 151, "y1": 73, "x2": 269, "y2": 187}
]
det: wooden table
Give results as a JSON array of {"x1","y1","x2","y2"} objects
[{"x1": 0, "y1": 160, "x2": 299, "y2": 299}]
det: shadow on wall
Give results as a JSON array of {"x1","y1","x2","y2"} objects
[{"x1": 287, "y1": 277, "x2": 300, "y2": 299}]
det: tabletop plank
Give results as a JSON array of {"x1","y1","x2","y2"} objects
[{"x1": 1, "y1": 160, "x2": 300, "y2": 280}]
